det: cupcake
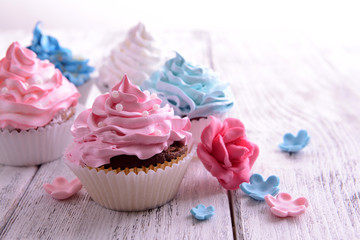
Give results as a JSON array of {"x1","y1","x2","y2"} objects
[
  {"x1": 0, "y1": 42, "x2": 80, "y2": 166},
  {"x1": 28, "y1": 22, "x2": 95, "y2": 104},
  {"x1": 97, "y1": 22, "x2": 162, "y2": 92},
  {"x1": 65, "y1": 75, "x2": 193, "y2": 211},
  {"x1": 141, "y1": 52, "x2": 233, "y2": 147},
  {"x1": 197, "y1": 116, "x2": 259, "y2": 190}
]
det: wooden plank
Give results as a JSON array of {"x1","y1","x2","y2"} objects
[
  {"x1": 210, "y1": 30, "x2": 360, "y2": 239},
  {"x1": 0, "y1": 30, "x2": 234, "y2": 239},
  {"x1": 0, "y1": 166, "x2": 38, "y2": 234}
]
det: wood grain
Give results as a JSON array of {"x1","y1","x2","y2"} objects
[
  {"x1": 210, "y1": 30, "x2": 360, "y2": 239},
  {"x1": 0, "y1": 166, "x2": 38, "y2": 234}
]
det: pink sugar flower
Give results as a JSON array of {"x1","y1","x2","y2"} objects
[
  {"x1": 43, "y1": 177, "x2": 82, "y2": 200},
  {"x1": 197, "y1": 116, "x2": 259, "y2": 190},
  {"x1": 264, "y1": 192, "x2": 309, "y2": 217}
]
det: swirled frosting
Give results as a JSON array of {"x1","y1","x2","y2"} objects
[
  {"x1": 28, "y1": 22, "x2": 94, "y2": 86},
  {"x1": 0, "y1": 42, "x2": 80, "y2": 130},
  {"x1": 67, "y1": 75, "x2": 191, "y2": 168},
  {"x1": 141, "y1": 53, "x2": 233, "y2": 119},
  {"x1": 98, "y1": 22, "x2": 162, "y2": 90}
]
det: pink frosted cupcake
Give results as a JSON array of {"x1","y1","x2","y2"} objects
[
  {"x1": 0, "y1": 42, "x2": 80, "y2": 166},
  {"x1": 65, "y1": 75, "x2": 194, "y2": 211}
]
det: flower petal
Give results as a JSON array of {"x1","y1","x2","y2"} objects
[
  {"x1": 240, "y1": 182, "x2": 254, "y2": 194},
  {"x1": 294, "y1": 197, "x2": 309, "y2": 207},
  {"x1": 250, "y1": 173, "x2": 264, "y2": 184},
  {"x1": 43, "y1": 183, "x2": 55, "y2": 194},
  {"x1": 226, "y1": 144, "x2": 250, "y2": 162},
  {"x1": 200, "y1": 116, "x2": 222, "y2": 152},
  {"x1": 222, "y1": 118, "x2": 245, "y2": 131},
  {"x1": 270, "y1": 207, "x2": 289, "y2": 218},
  {"x1": 222, "y1": 127, "x2": 245, "y2": 143},
  {"x1": 220, "y1": 169, "x2": 249, "y2": 190},
  {"x1": 197, "y1": 143, "x2": 228, "y2": 176},
  {"x1": 265, "y1": 175, "x2": 280, "y2": 187},
  {"x1": 264, "y1": 194, "x2": 277, "y2": 207},
  {"x1": 212, "y1": 135, "x2": 230, "y2": 167}
]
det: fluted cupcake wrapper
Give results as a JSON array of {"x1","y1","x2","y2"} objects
[
  {"x1": 0, "y1": 118, "x2": 74, "y2": 166},
  {"x1": 65, "y1": 147, "x2": 196, "y2": 211}
]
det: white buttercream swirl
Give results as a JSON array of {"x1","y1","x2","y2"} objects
[{"x1": 98, "y1": 23, "x2": 162, "y2": 91}]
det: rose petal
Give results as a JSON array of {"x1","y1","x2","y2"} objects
[
  {"x1": 197, "y1": 143, "x2": 233, "y2": 183},
  {"x1": 221, "y1": 118, "x2": 245, "y2": 135},
  {"x1": 219, "y1": 167, "x2": 250, "y2": 190},
  {"x1": 222, "y1": 127, "x2": 245, "y2": 143},
  {"x1": 212, "y1": 135, "x2": 231, "y2": 168},
  {"x1": 200, "y1": 116, "x2": 223, "y2": 152},
  {"x1": 226, "y1": 144, "x2": 249, "y2": 161},
  {"x1": 249, "y1": 143, "x2": 259, "y2": 168},
  {"x1": 232, "y1": 160, "x2": 251, "y2": 182},
  {"x1": 235, "y1": 138, "x2": 259, "y2": 168}
]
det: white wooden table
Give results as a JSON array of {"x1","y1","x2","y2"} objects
[{"x1": 0, "y1": 28, "x2": 359, "y2": 240}]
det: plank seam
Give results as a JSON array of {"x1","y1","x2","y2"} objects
[{"x1": 0, "y1": 166, "x2": 39, "y2": 237}]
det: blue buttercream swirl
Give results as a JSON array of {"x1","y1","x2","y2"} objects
[
  {"x1": 141, "y1": 53, "x2": 233, "y2": 119},
  {"x1": 27, "y1": 22, "x2": 94, "y2": 86}
]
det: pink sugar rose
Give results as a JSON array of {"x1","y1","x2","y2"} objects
[{"x1": 197, "y1": 116, "x2": 259, "y2": 190}]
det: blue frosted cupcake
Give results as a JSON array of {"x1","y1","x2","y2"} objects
[
  {"x1": 141, "y1": 52, "x2": 234, "y2": 147},
  {"x1": 28, "y1": 22, "x2": 95, "y2": 104}
]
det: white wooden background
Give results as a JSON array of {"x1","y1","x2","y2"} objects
[{"x1": 0, "y1": 28, "x2": 359, "y2": 240}]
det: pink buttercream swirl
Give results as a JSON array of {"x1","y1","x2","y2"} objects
[
  {"x1": 67, "y1": 75, "x2": 192, "y2": 168},
  {"x1": 197, "y1": 116, "x2": 259, "y2": 190},
  {"x1": 0, "y1": 42, "x2": 79, "y2": 130}
]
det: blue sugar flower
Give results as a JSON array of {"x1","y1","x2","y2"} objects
[
  {"x1": 240, "y1": 174, "x2": 280, "y2": 201},
  {"x1": 28, "y1": 22, "x2": 94, "y2": 86},
  {"x1": 190, "y1": 204, "x2": 215, "y2": 221},
  {"x1": 279, "y1": 129, "x2": 310, "y2": 153}
]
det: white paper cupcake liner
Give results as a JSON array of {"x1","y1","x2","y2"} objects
[
  {"x1": 65, "y1": 147, "x2": 196, "y2": 211},
  {"x1": 0, "y1": 118, "x2": 74, "y2": 166}
]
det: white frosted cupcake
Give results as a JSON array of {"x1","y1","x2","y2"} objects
[
  {"x1": 97, "y1": 22, "x2": 162, "y2": 92},
  {"x1": 0, "y1": 42, "x2": 80, "y2": 166},
  {"x1": 66, "y1": 75, "x2": 193, "y2": 211}
]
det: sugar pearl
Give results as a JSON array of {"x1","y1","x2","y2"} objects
[
  {"x1": 143, "y1": 90, "x2": 150, "y2": 96},
  {"x1": 152, "y1": 104, "x2": 160, "y2": 111},
  {"x1": 115, "y1": 103, "x2": 123, "y2": 112},
  {"x1": 151, "y1": 93, "x2": 157, "y2": 99},
  {"x1": 154, "y1": 130, "x2": 162, "y2": 136},
  {"x1": 142, "y1": 111, "x2": 149, "y2": 117},
  {"x1": 111, "y1": 91, "x2": 120, "y2": 98},
  {"x1": 98, "y1": 121, "x2": 105, "y2": 127},
  {"x1": 1, "y1": 87, "x2": 8, "y2": 94}
]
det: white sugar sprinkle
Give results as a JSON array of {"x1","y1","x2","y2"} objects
[
  {"x1": 1, "y1": 87, "x2": 8, "y2": 94},
  {"x1": 152, "y1": 104, "x2": 160, "y2": 111},
  {"x1": 111, "y1": 91, "x2": 120, "y2": 98},
  {"x1": 142, "y1": 111, "x2": 149, "y2": 117},
  {"x1": 115, "y1": 103, "x2": 123, "y2": 112}
]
